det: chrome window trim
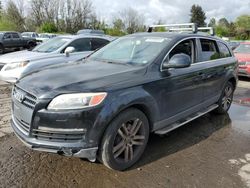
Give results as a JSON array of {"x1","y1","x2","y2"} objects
[{"x1": 160, "y1": 36, "x2": 233, "y2": 72}]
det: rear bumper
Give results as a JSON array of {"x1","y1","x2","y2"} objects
[{"x1": 11, "y1": 117, "x2": 98, "y2": 161}]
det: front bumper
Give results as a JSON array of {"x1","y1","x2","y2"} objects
[
  {"x1": 238, "y1": 68, "x2": 250, "y2": 78},
  {"x1": 0, "y1": 71, "x2": 19, "y2": 83},
  {"x1": 11, "y1": 116, "x2": 98, "y2": 162}
]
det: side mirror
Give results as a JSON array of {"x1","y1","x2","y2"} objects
[
  {"x1": 162, "y1": 53, "x2": 191, "y2": 69},
  {"x1": 64, "y1": 46, "x2": 75, "y2": 57}
]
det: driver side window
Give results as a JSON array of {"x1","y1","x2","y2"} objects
[
  {"x1": 3, "y1": 33, "x2": 12, "y2": 39},
  {"x1": 168, "y1": 39, "x2": 194, "y2": 63}
]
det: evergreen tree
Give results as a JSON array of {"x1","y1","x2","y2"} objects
[{"x1": 190, "y1": 5, "x2": 206, "y2": 27}]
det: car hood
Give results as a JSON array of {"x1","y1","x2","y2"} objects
[
  {"x1": 17, "y1": 60, "x2": 147, "y2": 99},
  {"x1": 234, "y1": 53, "x2": 250, "y2": 62},
  {"x1": 0, "y1": 50, "x2": 51, "y2": 64}
]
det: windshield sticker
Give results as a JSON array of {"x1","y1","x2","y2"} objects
[{"x1": 145, "y1": 38, "x2": 165, "y2": 43}]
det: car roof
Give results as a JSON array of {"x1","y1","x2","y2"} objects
[
  {"x1": 0, "y1": 31, "x2": 18, "y2": 33},
  {"x1": 58, "y1": 34, "x2": 116, "y2": 41}
]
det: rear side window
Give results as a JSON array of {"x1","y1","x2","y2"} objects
[
  {"x1": 200, "y1": 39, "x2": 220, "y2": 61},
  {"x1": 91, "y1": 38, "x2": 109, "y2": 51},
  {"x1": 68, "y1": 38, "x2": 91, "y2": 52},
  {"x1": 12, "y1": 33, "x2": 20, "y2": 38},
  {"x1": 217, "y1": 42, "x2": 231, "y2": 58}
]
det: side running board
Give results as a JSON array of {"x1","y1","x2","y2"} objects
[{"x1": 154, "y1": 104, "x2": 219, "y2": 135}]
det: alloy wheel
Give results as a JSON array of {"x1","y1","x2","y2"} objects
[
  {"x1": 112, "y1": 118, "x2": 145, "y2": 162},
  {"x1": 222, "y1": 85, "x2": 233, "y2": 110}
]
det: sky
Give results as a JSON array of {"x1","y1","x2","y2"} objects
[
  {"x1": 2, "y1": 0, "x2": 250, "y2": 26},
  {"x1": 91, "y1": 0, "x2": 250, "y2": 25}
]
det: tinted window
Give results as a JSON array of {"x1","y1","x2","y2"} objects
[
  {"x1": 91, "y1": 38, "x2": 109, "y2": 50},
  {"x1": 68, "y1": 38, "x2": 91, "y2": 52},
  {"x1": 169, "y1": 39, "x2": 194, "y2": 63},
  {"x1": 217, "y1": 42, "x2": 231, "y2": 58},
  {"x1": 3, "y1": 33, "x2": 12, "y2": 39},
  {"x1": 12, "y1": 33, "x2": 20, "y2": 38},
  {"x1": 200, "y1": 39, "x2": 220, "y2": 61}
]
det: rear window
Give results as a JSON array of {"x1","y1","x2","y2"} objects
[
  {"x1": 217, "y1": 42, "x2": 231, "y2": 58},
  {"x1": 200, "y1": 39, "x2": 220, "y2": 61}
]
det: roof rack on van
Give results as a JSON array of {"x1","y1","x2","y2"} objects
[{"x1": 147, "y1": 23, "x2": 215, "y2": 36}]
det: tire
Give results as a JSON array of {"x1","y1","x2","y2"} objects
[
  {"x1": 214, "y1": 82, "x2": 234, "y2": 114},
  {"x1": 27, "y1": 42, "x2": 35, "y2": 49},
  {"x1": 0, "y1": 44, "x2": 4, "y2": 54},
  {"x1": 99, "y1": 108, "x2": 149, "y2": 171}
]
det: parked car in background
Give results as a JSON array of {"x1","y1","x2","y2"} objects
[
  {"x1": 0, "y1": 35, "x2": 114, "y2": 82},
  {"x1": 234, "y1": 42, "x2": 250, "y2": 78},
  {"x1": 21, "y1": 32, "x2": 39, "y2": 39},
  {"x1": 228, "y1": 41, "x2": 240, "y2": 50},
  {"x1": 0, "y1": 31, "x2": 37, "y2": 54},
  {"x1": 77, "y1": 29, "x2": 105, "y2": 35},
  {"x1": 36, "y1": 33, "x2": 58, "y2": 43},
  {"x1": 11, "y1": 24, "x2": 237, "y2": 170}
]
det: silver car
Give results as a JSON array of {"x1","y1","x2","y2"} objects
[{"x1": 0, "y1": 34, "x2": 114, "y2": 83}]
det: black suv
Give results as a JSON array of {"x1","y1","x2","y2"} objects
[{"x1": 11, "y1": 24, "x2": 238, "y2": 171}]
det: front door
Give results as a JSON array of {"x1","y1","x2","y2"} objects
[
  {"x1": 2, "y1": 33, "x2": 12, "y2": 47},
  {"x1": 153, "y1": 38, "x2": 204, "y2": 130}
]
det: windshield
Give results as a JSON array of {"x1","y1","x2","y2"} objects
[
  {"x1": 32, "y1": 37, "x2": 71, "y2": 53},
  {"x1": 234, "y1": 43, "x2": 250, "y2": 54},
  {"x1": 89, "y1": 36, "x2": 171, "y2": 65}
]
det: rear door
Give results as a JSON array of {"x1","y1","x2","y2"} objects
[
  {"x1": 196, "y1": 38, "x2": 234, "y2": 104},
  {"x1": 11, "y1": 33, "x2": 22, "y2": 47}
]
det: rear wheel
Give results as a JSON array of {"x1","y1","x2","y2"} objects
[
  {"x1": 99, "y1": 108, "x2": 149, "y2": 171},
  {"x1": 27, "y1": 42, "x2": 36, "y2": 49},
  {"x1": 214, "y1": 82, "x2": 234, "y2": 114}
]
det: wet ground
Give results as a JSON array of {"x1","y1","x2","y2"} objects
[{"x1": 0, "y1": 79, "x2": 249, "y2": 188}]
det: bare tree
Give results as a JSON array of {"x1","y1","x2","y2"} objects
[
  {"x1": 5, "y1": 0, "x2": 25, "y2": 31},
  {"x1": 119, "y1": 7, "x2": 145, "y2": 34}
]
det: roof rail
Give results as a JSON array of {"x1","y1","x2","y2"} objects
[
  {"x1": 197, "y1": 27, "x2": 215, "y2": 36},
  {"x1": 148, "y1": 23, "x2": 198, "y2": 33},
  {"x1": 147, "y1": 23, "x2": 215, "y2": 36}
]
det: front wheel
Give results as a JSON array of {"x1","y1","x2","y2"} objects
[
  {"x1": 0, "y1": 44, "x2": 4, "y2": 54},
  {"x1": 214, "y1": 82, "x2": 234, "y2": 114},
  {"x1": 99, "y1": 108, "x2": 149, "y2": 171}
]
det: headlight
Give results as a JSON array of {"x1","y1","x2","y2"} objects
[
  {"x1": 246, "y1": 62, "x2": 250, "y2": 65},
  {"x1": 47, "y1": 93, "x2": 107, "y2": 110},
  {"x1": 3, "y1": 61, "x2": 29, "y2": 71}
]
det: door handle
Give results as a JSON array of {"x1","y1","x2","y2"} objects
[{"x1": 193, "y1": 72, "x2": 206, "y2": 82}]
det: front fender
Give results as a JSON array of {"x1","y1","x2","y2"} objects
[{"x1": 87, "y1": 86, "x2": 159, "y2": 145}]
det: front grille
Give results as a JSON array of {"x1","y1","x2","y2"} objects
[
  {"x1": 32, "y1": 129, "x2": 85, "y2": 142},
  {"x1": 14, "y1": 116, "x2": 30, "y2": 135},
  {"x1": 239, "y1": 62, "x2": 246, "y2": 66},
  {"x1": 13, "y1": 86, "x2": 37, "y2": 109}
]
